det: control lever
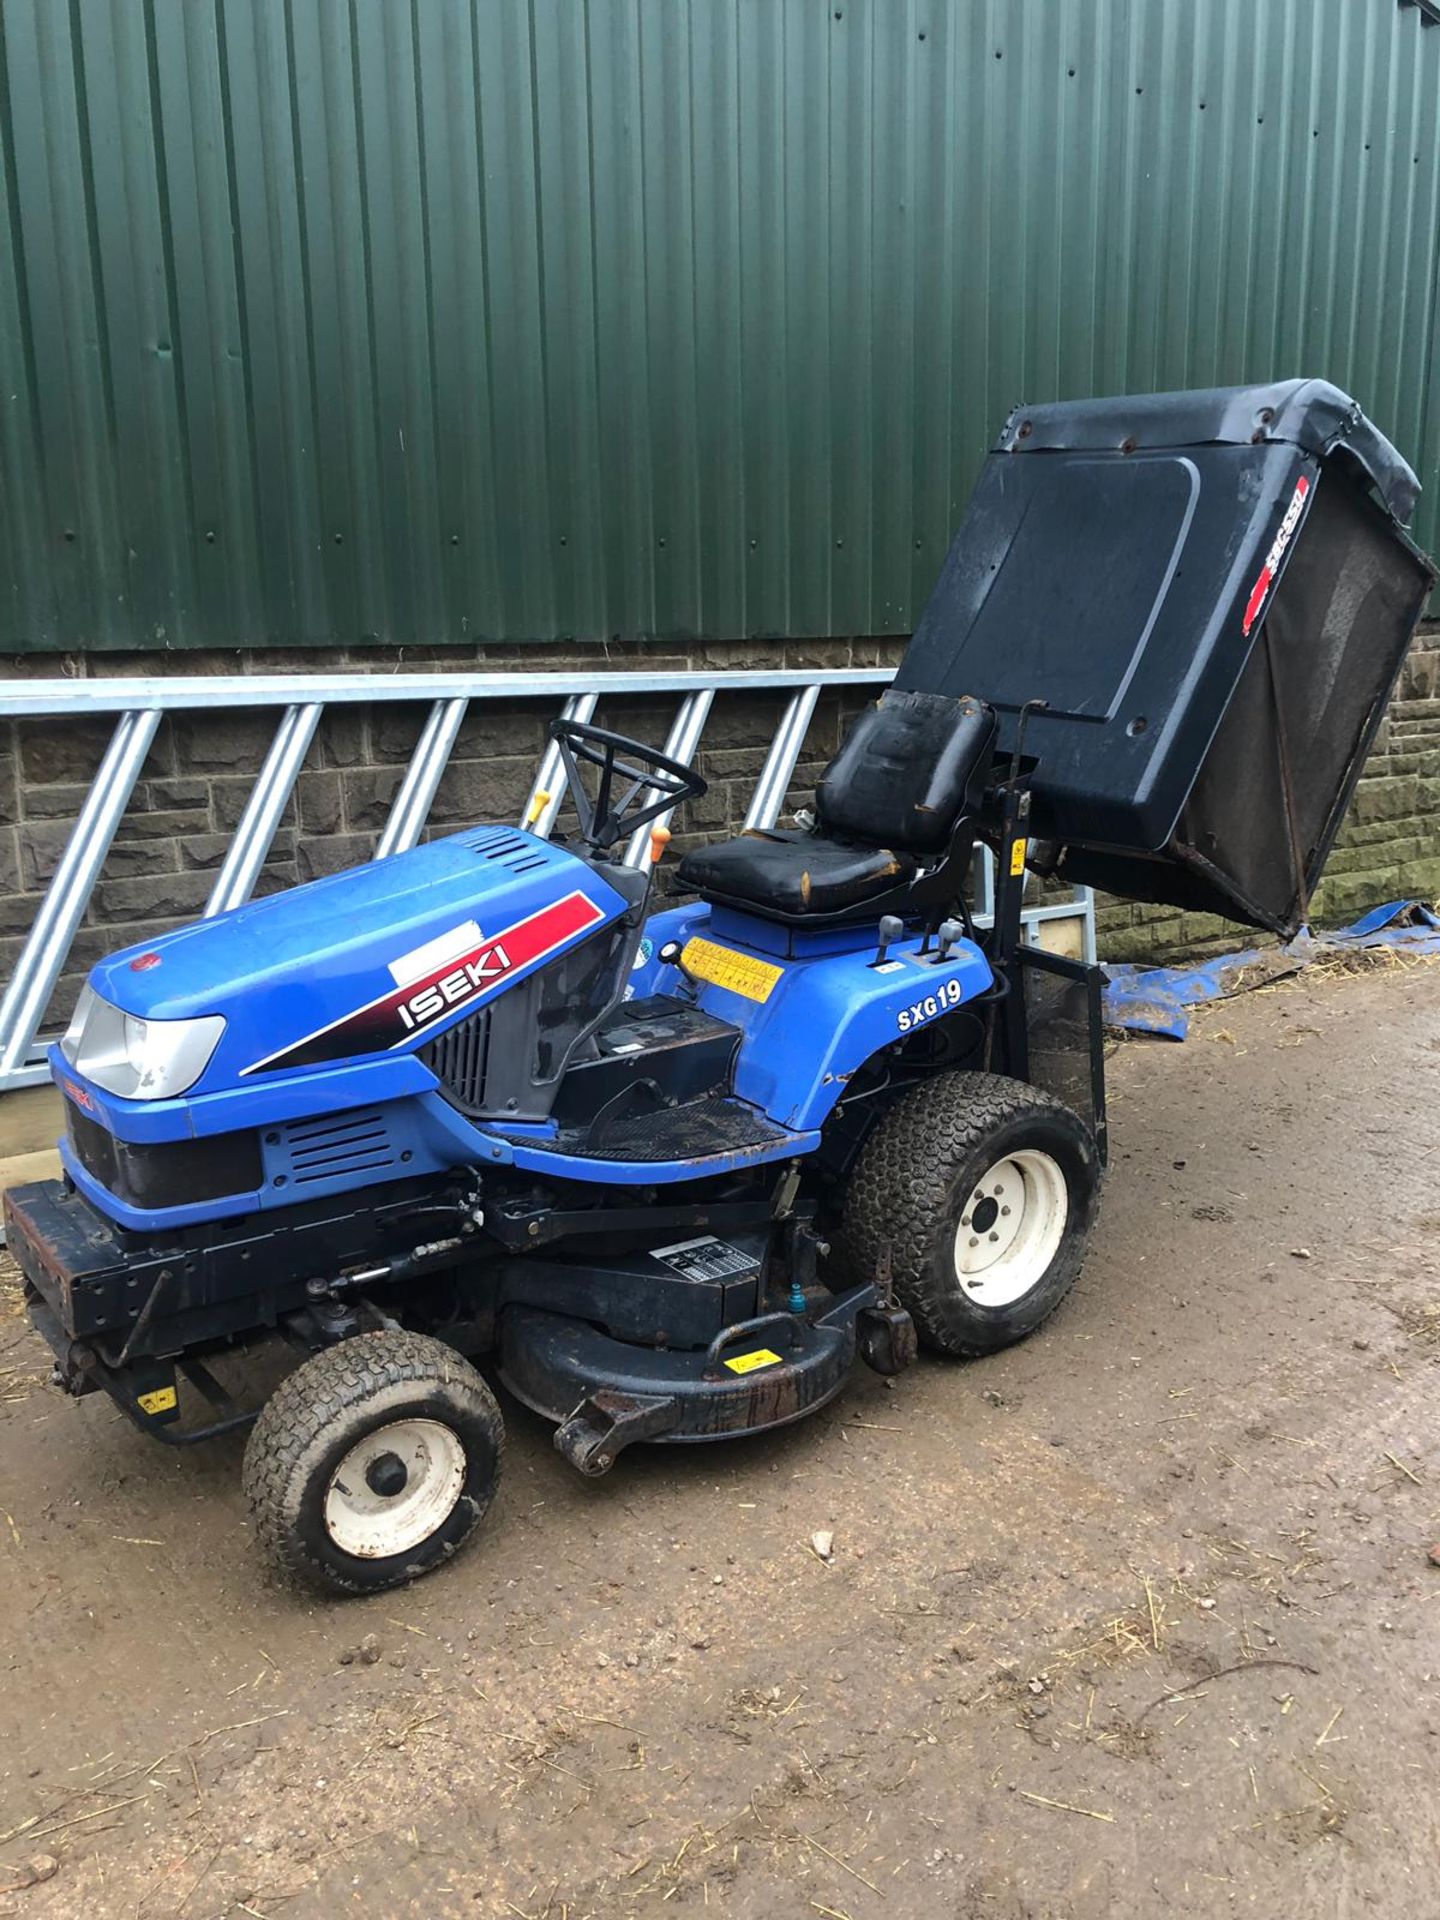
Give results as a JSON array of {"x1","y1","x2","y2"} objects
[
  {"x1": 872, "y1": 914, "x2": 904, "y2": 968},
  {"x1": 935, "y1": 917, "x2": 963, "y2": 961}
]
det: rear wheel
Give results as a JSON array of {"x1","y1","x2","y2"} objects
[
  {"x1": 839, "y1": 1072, "x2": 1100, "y2": 1356},
  {"x1": 242, "y1": 1330, "x2": 503, "y2": 1595}
]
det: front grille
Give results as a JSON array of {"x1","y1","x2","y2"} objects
[
  {"x1": 64, "y1": 1098, "x2": 262, "y2": 1209},
  {"x1": 420, "y1": 1010, "x2": 492, "y2": 1115},
  {"x1": 276, "y1": 1111, "x2": 398, "y2": 1184}
]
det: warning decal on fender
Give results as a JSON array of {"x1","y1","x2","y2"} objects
[{"x1": 681, "y1": 936, "x2": 784, "y2": 1003}]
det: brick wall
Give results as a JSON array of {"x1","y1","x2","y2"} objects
[{"x1": 1, "y1": 627, "x2": 1435, "y2": 1033}]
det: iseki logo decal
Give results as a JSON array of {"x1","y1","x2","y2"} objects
[
  {"x1": 395, "y1": 940, "x2": 513, "y2": 1033},
  {"x1": 245, "y1": 891, "x2": 604, "y2": 1076},
  {"x1": 1242, "y1": 473, "x2": 1311, "y2": 636}
]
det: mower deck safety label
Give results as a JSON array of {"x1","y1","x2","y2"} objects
[
  {"x1": 724, "y1": 1348, "x2": 783, "y2": 1375},
  {"x1": 651, "y1": 1235, "x2": 759, "y2": 1283},
  {"x1": 680, "y1": 936, "x2": 784, "y2": 1004}
]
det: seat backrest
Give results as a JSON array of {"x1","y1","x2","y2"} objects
[{"x1": 815, "y1": 688, "x2": 996, "y2": 855}]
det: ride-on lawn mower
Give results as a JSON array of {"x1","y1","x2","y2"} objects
[{"x1": 6, "y1": 383, "x2": 1433, "y2": 1594}]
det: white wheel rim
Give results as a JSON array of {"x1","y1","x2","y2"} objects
[
  {"x1": 323, "y1": 1418, "x2": 466, "y2": 1560},
  {"x1": 953, "y1": 1149, "x2": 1069, "y2": 1308}
]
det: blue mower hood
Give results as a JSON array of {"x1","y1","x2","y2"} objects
[{"x1": 83, "y1": 825, "x2": 628, "y2": 1091}]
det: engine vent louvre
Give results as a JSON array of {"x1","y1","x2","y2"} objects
[
  {"x1": 278, "y1": 1111, "x2": 398, "y2": 1184},
  {"x1": 420, "y1": 1009, "x2": 493, "y2": 1115},
  {"x1": 459, "y1": 825, "x2": 553, "y2": 874}
]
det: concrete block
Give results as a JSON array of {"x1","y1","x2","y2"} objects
[
  {"x1": 0, "y1": 743, "x2": 21, "y2": 826},
  {"x1": 171, "y1": 709, "x2": 282, "y2": 774},
  {"x1": 297, "y1": 834, "x2": 374, "y2": 881},
  {"x1": 296, "y1": 770, "x2": 344, "y2": 835},
  {"x1": 341, "y1": 767, "x2": 405, "y2": 831},
  {"x1": 19, "y1": 781, "x2": 92, "y2": 820},
  {"x1": 114, "y1": 807, "x2": 218, "y2": 844},
  {"x1": 0, "y1": 887, "x2": 41, "y2": 936},
  {"x1": 90, "y1": 869, "x2": 213, "y2": 922},
  {"x1": 141, "y1": 776, "x2": 211, "y2": 812},
  {"x1": 450, "y1": 705, "x2": 547, "y2": 762},
  {"x1": 319, "y1": 707, "x2": 371, "y2": 769},
  {"x1": 18, "y1": 716, "x2": 122, "y2": 785},
  {"x1": 429, "y1": 758, "x2": 532, "y2": 828},
  {"x1": 369, "y1": 707, "x2": 428, "y2": 763},
  {"x1": 1311, "y1": 867, "x2": 1402, "y2": 923},
  {"x1": 1349, "y1": 775, "x2": 1417, "y2": 826}
]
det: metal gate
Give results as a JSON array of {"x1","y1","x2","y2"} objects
[{"x1": 0, "y1": 667, "x2": 1095, "y2": 1093}]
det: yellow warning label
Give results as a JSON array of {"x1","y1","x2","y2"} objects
[
  {"x1": 723, "y1": 1348, "x2": 783, "y2": 1375},
  {"x1": 1009, "y1": 837, "x2": 1028, "y2": 877},
  {"x1": 681, "y1": 936, "x2": 784, "y2": 1004},
  {"x1": 137, "y1": 1385, "x2": 177, "y2": 1416}
]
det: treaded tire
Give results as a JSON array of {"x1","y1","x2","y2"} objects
[
  {"x1": 242, "y1": 1330, "x2": 503, "y2": 1596},
  {"x1": 839, "y1": 1072, "x2": 1100, "y2": 1357}
]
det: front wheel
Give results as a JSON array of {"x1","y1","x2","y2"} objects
[
  {"x1": 839, "y1": 1072, "x2": 1101, "y2": 1357},
  {"x1": 242, "y1": 1330, "x2": 504, "y2": 1595}
]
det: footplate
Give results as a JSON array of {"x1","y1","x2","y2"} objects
[{"x1": 501, "y1": 1284, "x2": 879, "y2": 1469}]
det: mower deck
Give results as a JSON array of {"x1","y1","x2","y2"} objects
[{"x1": 499, "y1": 1286, "x2": 882, "y2": 1474}]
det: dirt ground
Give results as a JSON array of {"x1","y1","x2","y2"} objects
[{"x1": 1, "y1": 959, "x2": 1438, "y2": 1920}]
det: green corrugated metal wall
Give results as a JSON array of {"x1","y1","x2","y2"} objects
[{"x1": 2, "y1": 0, "x2": 1438, "y2": 654}]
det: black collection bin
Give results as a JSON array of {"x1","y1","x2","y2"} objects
[{"x1": 897, "y1": 380, "x2": 1436, "y2": 936}]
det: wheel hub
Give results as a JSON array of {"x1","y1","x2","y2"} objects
[
  {"x1": 954, "y1": 1149, "x2": 1069, "y2": 1308},
  {"x1": 970, "y1": 1195, "x2": 1000, "y2": 1234},
  {"x1": 324, "y1": 1418, "x2": 466, "y2": 1560},
  {"x1": 365, "y1": 1451, "x2": 409, "y2": 1498}
]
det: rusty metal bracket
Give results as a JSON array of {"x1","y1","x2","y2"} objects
[{"x1": 554, "y1": 1389, "x2": 678, "y2": 1476}]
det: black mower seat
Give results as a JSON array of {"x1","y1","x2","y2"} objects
[
  {"x1": 680, "y1": 828, "x2": 916, "y2": 917},
  {"x1": 677, "y1": 688, "x2": 995, "y2": 922}
]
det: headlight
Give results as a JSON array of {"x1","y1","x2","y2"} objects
[{"x1": 61, "y1": 988, "x2": 225, "y2": 1100}]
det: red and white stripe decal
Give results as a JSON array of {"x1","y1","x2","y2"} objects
[
  {"x1": 245, "y1": 889, "x2": 605, "y2": 1076},
  {"x1": 1242, "y1": 473, "x2": 1311, "y2": 636}
]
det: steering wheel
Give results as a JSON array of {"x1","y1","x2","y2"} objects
[{"x1": 549, "y1": 717, "x2": 708, "y2": 853}]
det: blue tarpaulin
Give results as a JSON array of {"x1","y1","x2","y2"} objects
[{"x1": 1102, "y1": 901, "x2": 1440, "y2": 1040}]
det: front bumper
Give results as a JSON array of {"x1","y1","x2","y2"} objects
[
  {"x1": 4, "y1": 1177, "x2": 174, "y2": 1348},
  {"x1": 5, "y1": 1178, "x2": 194, "y2": 1432},
  {"x1": 4, "y1": 1169, "x2": 484, "y2": 1443},
  {"x1": 3, "y1": 1169, "x2": 473, "y2": 1357}
]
